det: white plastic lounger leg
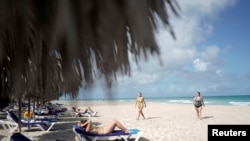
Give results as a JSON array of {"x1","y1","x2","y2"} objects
[
  {"x1": 9, "y1": 123, "x2": 18, "y2": 133},
  {"x1": 33, "y1": 122, "x2": 55, "y2": 132},
  {"x1": 0, "y1": 120, "x2": 7, "y2": 130},
  {"x1": 121, "y1": 136, "x2": 128, "y2": 141},
  {"x1": 134, "y1": 131, "x2": 143, "y2": 141},
  {"x1": 36, "y1": 124, "x2": 45, "y2": 131},
  {"x1": 7, "y1": 121, "x2": 16, "y2": 129},
  {"x1": 46, "y1": 122, "x2": 55, "y2": 131}
]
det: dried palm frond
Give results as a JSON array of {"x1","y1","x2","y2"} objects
[{"x1": 0, "y1": 0, "x2": 180, "y2": 100}]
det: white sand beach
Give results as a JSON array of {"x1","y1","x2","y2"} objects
[{"x1": 1, "y1": 101, "x2": 250, "y2": 141}]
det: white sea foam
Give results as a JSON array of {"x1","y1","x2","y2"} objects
[
  {"x1": 229, "y1": 101, "x2": 250, "y2": 106},
  {"x1": 168, "y1": 100, "x2": 193, "y2": 104}
]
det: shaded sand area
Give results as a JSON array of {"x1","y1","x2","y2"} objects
[{"x1": 1, "y1": 101, "x2": 250, "y2": 141}]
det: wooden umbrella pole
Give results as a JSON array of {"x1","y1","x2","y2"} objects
[{"x1": 18, "y1": 95, "x2": 22, "y2": 133}]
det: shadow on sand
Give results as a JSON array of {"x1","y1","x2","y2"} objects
[
  {"x1": 144, "y1": 116, "x2": 160, "y2": 120},
  {"x1": 0, "y1": 135, "x2": 6, "y2": 140},
  {"x1": 202, "y1": 116, "x2": 214, "y2": 120}
]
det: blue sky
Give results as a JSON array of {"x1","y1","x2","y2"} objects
[{"x1": 61, "y1": 0, "x2": 250, "y2": 100}]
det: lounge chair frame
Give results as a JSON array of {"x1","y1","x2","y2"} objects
[
  {"x1": 7, "y1": 111, "x2": 55, "y2": 133},
  {"x1": 73, "y1": 126, "x2": 142, "y2": 141},
  {"x1": 0, "y1": 119, "x2": 18, "y2": 133}
]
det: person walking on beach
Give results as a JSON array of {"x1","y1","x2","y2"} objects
[
  {"x1": 193, "y1": 91, "x2": 205, "y2": 120},
  {"x1": 135, "y1": 92, "x2": 146, "y2": 120}
]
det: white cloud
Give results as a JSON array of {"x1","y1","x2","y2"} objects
[
  {"x1": 178, "y1": 0, "x2": 237, "y2": 19},
  {"x1": 192, "y1": 58, "x2": 210, "y2": 72},
  {"x1": 192, "y1": 45, "x2": 222, "y2": 72},
  {"x1": 201, "y1": 45, "x2": 220, "y2": 61}
]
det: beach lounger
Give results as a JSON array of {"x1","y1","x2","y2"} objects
[
  {"x1": 34, "y1": 114, "x2": 58, "y2": 122},
  {"x1": 71, "y1": 107, "x2": 98, "y2": 117},
  {"x1": 0, "y1": 119, "x2": 18, "y2": 133},
  {"x1": 10, "y1": 133, "x2": 32, "y2": 141},
  {"x1": 7, "y1": 111, "x2": 56, "y2": 132},
  {"x1": 73, "y1": 126, "x2": 142, "y2": 141}
]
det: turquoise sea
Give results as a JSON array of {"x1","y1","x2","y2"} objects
[
  {"x1": 145, "y1": 95, "x2": 250, "y2": 106},
  {"x1": 60, "y1": 95, "x2": 250, "y2": 106}
]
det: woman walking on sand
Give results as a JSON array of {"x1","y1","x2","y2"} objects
[
  {"x1": 135, "y1": 92, "x2": 146, "y2": 120},
  {"x1": 193, "y1": 91, "x2": 205, "y2": 120}
]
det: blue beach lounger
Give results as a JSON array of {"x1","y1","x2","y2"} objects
[
  {"x1": 7, "y1": 111, "x2": 56, "y2": 133},
  {"x1": 10, "y1": 133, "x2": 32, "y2": 141},
  {"x1": 73, "y1": 126, "x2": 142, "y2": 141}
]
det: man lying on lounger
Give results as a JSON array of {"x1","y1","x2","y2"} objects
[
  {"x1": 75, "y1": 106, "x2": 94, "y2": 113},
  {"x1": 73, "y1": 106, "x2": 98, "y2": 117}
]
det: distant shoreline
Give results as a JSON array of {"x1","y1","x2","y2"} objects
[{"x1": 57, "y1": 95, "x2": 250, "y2": 106}]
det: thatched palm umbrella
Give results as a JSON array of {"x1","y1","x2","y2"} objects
[{"x1": 0, "y1": 0, "x2": 180, "y2": 132}]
